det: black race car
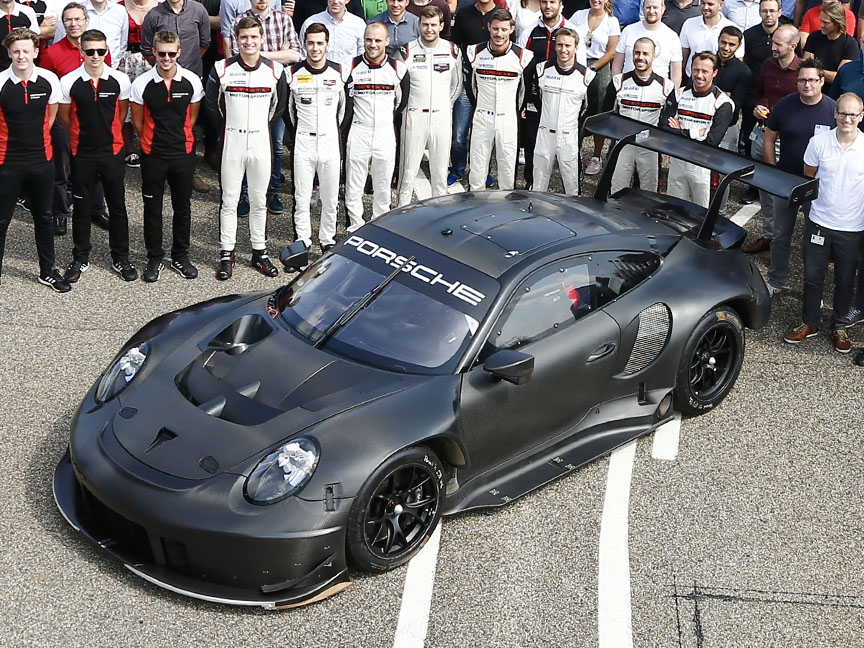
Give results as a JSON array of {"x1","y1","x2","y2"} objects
[{"x1": 53, "y1": 115, "x2": 815, "y2": 609}]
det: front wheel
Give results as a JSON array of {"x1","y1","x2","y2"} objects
[
  {"x1": 346, "y1": 447, "x2": 445, "y2": 573},
  {"x1": 674, "y1": 307, "x2": 745, "y2": 416}
]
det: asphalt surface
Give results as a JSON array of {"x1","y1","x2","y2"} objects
[{"x1": 1, "y1": 148, "x2": 863, "y2": 648}]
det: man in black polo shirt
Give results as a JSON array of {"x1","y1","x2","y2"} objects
[
  {"x1": 58, "y1": 29, "x2": 137, "y2": 283},
  {"x1": 662, "y1": 0, "x2": 701, "y2": 33},
  {"x1": 130, "y1": 29, "x2": 204, "y2": 282},
  {"x1": 802, "y1": 2, "x2": 857, "y2": 93},
  {"x1": 0, "y1": 28, "x2": 70, "y2": 292},
  {"x1": 715, "y1": 25, "x2": 751, "y2": 213}
]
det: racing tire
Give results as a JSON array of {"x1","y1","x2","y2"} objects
[
  {"x1": 674, "y1": 307, "x2": 745, "y2": 416},
  {"x1": 346, "y1": 447, "x2": 445, "y2": 573}
]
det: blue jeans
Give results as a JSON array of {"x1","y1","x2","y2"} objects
[
  {"x1": 449, "y1": 89, "x2": 473, "y2": 179},
  {"x1": 269, "y1": 116, "x2": 286, "y2": 194}
]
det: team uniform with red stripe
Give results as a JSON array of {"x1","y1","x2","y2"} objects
[
  {"x1": 344, "y1": 54, "x2": 408, "y2": 230},
  {"x1": 466, "y1": 41, "x2": 533, "y2": 192},
  {"x1": 130, "y1": 64, "x2": 204, "y2": 264},
  {"x1": 0, "y1": 4, "x2": 40, "y2": 70},
  {"x1": 610, "y1": 70, "x2": 674, "y2": 194},
  {"x1": 60, "y1": 64, "x2": 132, "y2": 265},
  {"x1": 660, "y1": 83, "x2": 733, "y2": 208},
  {"x1": 0, "y1": 65, "x2": 61, "y2": 280},
  {"x1": 205, "y1": 54, "x2": 286, "y2": 254}
]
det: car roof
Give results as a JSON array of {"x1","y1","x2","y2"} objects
[{"x1": 377, "y1": 191, "x2": 683, "y2": 278}]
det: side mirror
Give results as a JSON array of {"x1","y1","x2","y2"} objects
[
  {"x1": 280, "y1": 240, "x2": 309, "y2": 272},
  {"x1": 483, "y1": 349, "x2": 534, "y2": 385}
]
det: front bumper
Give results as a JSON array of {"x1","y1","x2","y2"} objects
[{"x1": 53, "y1": 448, "x2": 353, "y2": 608}]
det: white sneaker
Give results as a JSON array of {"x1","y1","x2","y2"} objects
[
  {"x1": 518, "y1": 147, "x2": 526, "y2": 165},
  {"x1": 310, "y1": 188, "x2": 320, "y2": 207},
  {"x1": 585, "y1": 157, "x2": 602, "y2": 175}
]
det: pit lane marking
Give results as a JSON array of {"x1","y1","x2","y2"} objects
[
  {"x1": 597, "y1": 440, "x2": 637, "y2": 648},
  {"x1": 392, "y1": 524, "x2": 442, "y2": 648},
  {"x1": 651, "y1": 414, "x2": 681, "y2": 461},
  {"x1": 730, "y1": 203, "x2": 760, "y2": 227}
]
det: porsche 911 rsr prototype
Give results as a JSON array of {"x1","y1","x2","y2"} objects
[{"x1": 53, "y1": 115, "x2": 816, "y2": 608}]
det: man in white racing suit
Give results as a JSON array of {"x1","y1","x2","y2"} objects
[
  {"x1": 396, "y1": 5, "x2": 462, "y2": 205},
  {"x1": 661, "y1": 50, "x2": 733, "y2": 207},
  {"x1": 610, "y1": 36, "x2": 674, "y2": 194},
  {"x1": 466, "y1": 8, "x2": 533, "y2": 192},
  {"x1": 207, "y1": 16, "x2": 287, "y2": 280},
  {"x1": 344, "y1": 21, "x2": 409, "y2": 231},
  {"x1": 287, "y1": 22, "x2": 350, "y2": 251},
  {"x1": 530, "y1": 27, "x2": 593, "y2": 195}
]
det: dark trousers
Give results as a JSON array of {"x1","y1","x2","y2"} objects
[
  {"x1": 71, "y1": 154, "x2": 130, "y2": 263},
  {"x1": 141, "y1": 153, "x2": 194, "y2": 261},
  {"x1": 801, "y1": 217, "x2": 864, "y2": 330},
  {"x1": 521, "y1": 108, "x2": 540, "y2": 188},
  {"x1": 52, "y1": 122, "x2": 106, "y2": 219},
  {"x1": 0, "y1": 161, "x2": 56, "y2": 276}
]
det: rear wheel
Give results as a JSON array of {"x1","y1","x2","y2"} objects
[
  {"x1": 346, "y1": 447, "x2": 445, "y2": 572},
  {"x1": 674, "y1": 307, "x2": 745, "y2": 415}
]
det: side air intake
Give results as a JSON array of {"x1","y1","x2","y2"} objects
[{"x1": 623, "y1": 303, "x2": 671, "y2": 374}]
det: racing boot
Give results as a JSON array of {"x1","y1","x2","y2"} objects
[
  {"x1": 251, "y1": 249, "x2": 279, "y2": 278},
  {"x1": 216, "y1": 250, "x2": 235, "y2": 281}
]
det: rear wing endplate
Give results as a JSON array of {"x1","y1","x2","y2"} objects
[{"x1": 584, "y1": 113, "x2": 819, "y2": 242}]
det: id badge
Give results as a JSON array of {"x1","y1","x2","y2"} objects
[
  {"x1": 810, "y1": 233, "x2": 825, "y2": 246},
  {"x1": 814, "y1": 124, "x2": 830, "y2": 134}
]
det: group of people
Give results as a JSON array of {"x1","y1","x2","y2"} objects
[{"x1": 0, "y1": 0, "x2": 863, "y2": 363}]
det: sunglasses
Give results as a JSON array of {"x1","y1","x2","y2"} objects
[
  {"x1": 83, "y1": 48, "x2": 107, "y2": 56},
  {"x1": 156, "y1": 51, "x2": 179, "y2": 58}
]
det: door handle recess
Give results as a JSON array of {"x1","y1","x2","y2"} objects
[{"x1": 587, "y1": 343, "x2": 616, "y2": 362}]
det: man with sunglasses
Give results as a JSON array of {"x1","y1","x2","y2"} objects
[
  {"x1": 763, "y1": 58, "x2": 834, "y2": 298},
  {"x1": 58, "y1": 29, "x2": 136, "y2": 283},
  {"x1": 784, "y1": 92, "x2": 864, "y2": 354},
  {"x1": 41, "y1": 3, "x2": 111, "y2": 236},
  {"x1": 207, "y1": 16, "x2": 287, "y2": 280},
  {"x1": 130, "y1": 29, "x2": 204, "y2": 282}
]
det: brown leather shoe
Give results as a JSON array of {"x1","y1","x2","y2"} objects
[
  {"x1": 742, "y1": 237, "x2": 771, "y2": 254},
  {"x1": 193, "y1": 175, "x2": 210, "y2": 193},
  {"x1": 784, "y1": 323, "x2": 819, "y2": 344},
  {"x1": 832, "y1": 329, "x2": 852, "y2": 353}
]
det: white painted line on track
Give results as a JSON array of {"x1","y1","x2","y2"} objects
[
  {"x1": 598, "y1": 440, "x2": 637, "y2": 648},
  {"x1": 730, "y1": 203, "x2": 760, "y2": 227},
  {"x1": 392, "y1": 523, "x2": 442, "y2": 648},
  {"x1": 651, "y1": 414, "x2": 681, "y2": 461}
]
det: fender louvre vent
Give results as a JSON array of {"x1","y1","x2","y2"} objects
[{"x1": 623, "y1": 303, "x2": 671, "y2": 375}]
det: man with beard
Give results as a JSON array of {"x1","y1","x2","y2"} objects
[{"x1": 613, "y1": 0, "x2": 682, "y2": 87}]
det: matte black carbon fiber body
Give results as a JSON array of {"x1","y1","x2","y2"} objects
[{"x1": 54, "y1": 127, "x2": 775, "y2": 606}]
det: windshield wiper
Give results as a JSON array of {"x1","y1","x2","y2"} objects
[{"x1": 314, "y1": 255, "x2": 415, "y2": 349}]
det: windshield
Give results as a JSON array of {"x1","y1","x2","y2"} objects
[{"x1": 276, "y1": 254, "x2": 481, "y2": 374}]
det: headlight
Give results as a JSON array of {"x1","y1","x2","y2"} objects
[
  {"x1": 95, "y1": 342, "x2": 150, "y2": 404},
  {"x1": 245, "y1": 437, "x2": 320, "y2": 505}
]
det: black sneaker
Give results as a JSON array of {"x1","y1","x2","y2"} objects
[
  {"x1": 843, "y1": 307, "x2": 864, "y2": 328},
  {"x1": 251, "y1": 249, "x2": 278, "y2": 277},
  {"x1": 16, "y1": 197, "x2": 30, "y2": 212},
  {"x1": 171, "y1": 257, "x2": 198, "y2": 279},
  {"x1": 237, "y1": 194, "x2": 250, "y2": 218},
  {"x1": 92, "y1": 212, "x2": 110, "y2": 230},
  {"x1": 142, "y1": 258, "x2": 163, "y2": 282},
  {"x1": 216, "y1": 250, "x2": 235, "y2": 280},
  {"x1": 125, "y1": 152, "x2": 141, "y2": 168},
  {"x1": 64, "y1": 260, "x2": 89, "y2": 283},
  {"x1": 54, "y1": 215, "x2": 67, "y2": 236},
  {"x1": 112, "y1": 259, "x2": 138, "y2": 282},
  {"x1": 38, "y1": 269, "x2": 72, "y2": 293},
  {"x1": 267, "y1": 193, "x2": 283, "y2": 214}
]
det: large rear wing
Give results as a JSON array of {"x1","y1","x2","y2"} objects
[{"x1": 584, "y1": 113, "x2": 819, "y2": 242}]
